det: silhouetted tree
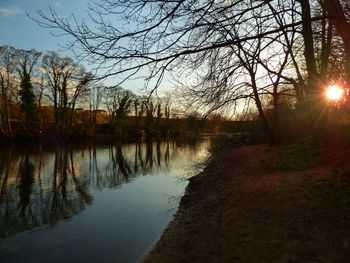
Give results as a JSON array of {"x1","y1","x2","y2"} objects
[
  {"x1": 88, "y1": 84, "x2": 105, "y2": 134},
  {"x1": 30, "y1": 0, "x2": 350, "y2": 141},
  {"x1": 144, "y1": 99, "x2": 156, "y2": 135},
  {"x1": 104, "y1": 86, "x2": 133, "y2": 128},
  {"x1": 324, "y1": 0, "x2": 350, "y2": 81},
  {"x1": 133, "y1": 96, "x2": 145, "y2": 133},
  {"x1": 42, "y1": 52, "x2": 93, "y2": 133},
  {"x1": 15, "y1": 49, "x2": 41, "y2": 130},
  {"x1": 0, "y1": 46, "x2": 16, "y2": 136},
  {"x1": 19, "y1": 73, "x2": 37, "y2": 127}
]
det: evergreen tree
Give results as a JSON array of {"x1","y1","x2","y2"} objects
[{"x1": 19, "y1": 72, "x2": 37, "y2": 125}]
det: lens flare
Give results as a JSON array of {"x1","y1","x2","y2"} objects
[{"x1": 326, "y1": 85, "x2": 343, "y2": 101}]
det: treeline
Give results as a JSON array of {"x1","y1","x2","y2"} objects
[
  {"x1": 0, "y1": 46, "x2": 93, "y2": 138},
  {"x1": 0, "y1": 45, "x2": 219, "y2": 141},
  {"x1": 35, "y1": 0, "x2": 350, "y2": 145}
]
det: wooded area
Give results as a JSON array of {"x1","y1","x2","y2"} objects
[
  {"x1": 32, "y1": 0, "x2": 350, "y2": 144},
  {"x1": 1, "y1": 46, "x2": 222, "y2": 139}
]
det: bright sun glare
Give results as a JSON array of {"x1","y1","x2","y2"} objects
[{"x1": 326, "y1": 85, "x2": 343, "y2": 101}]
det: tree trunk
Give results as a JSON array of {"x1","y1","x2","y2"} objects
[
  {"x1": 298, "y1": 0, "x2": 319, "y2": 92},
  {"x1": 298, "y1": 0, "x2": 328, "y2": 141},
  {"x1": 251, "y1": 75, "x2": 275, "y2": 145},
  {"x1": 324, "y1": 0, "x2": 350, "y2": 82}
]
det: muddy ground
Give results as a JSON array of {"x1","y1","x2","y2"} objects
[{"x1": 144, "y1": 142, "x2": 350, "y2": 262}]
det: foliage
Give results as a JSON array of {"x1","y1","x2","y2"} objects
[{"x1": 19, "y1": 73, "x2": 37, "y2": 124}]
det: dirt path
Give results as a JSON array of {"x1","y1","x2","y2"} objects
[{"x1": 144, "y1": 144, "x2": 350, "y2": 262}]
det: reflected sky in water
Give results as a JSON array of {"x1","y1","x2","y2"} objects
[{"x1": 0, "y1": 138, "x2": 210, "y2": 263}]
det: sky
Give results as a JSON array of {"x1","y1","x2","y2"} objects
[
  {"x1": 0, "y1": 0, "x2": 170, "y2": 94},
  {"x1": 0, "y1": 0, "x2": 90, "y2": 52}
]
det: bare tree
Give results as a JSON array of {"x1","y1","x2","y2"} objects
[
  {"x1": 324, "y1": 0, "x2": 350, "y2": 81},
  {"x1": 15, "y1": 49, "x2": 42, "y2": 81},
  {"x1": 104, "y1": 86, "x2": 133, "y2": 127},
  {"x1": 34, "y1": 1, "x2": 313, "y2": 88},
  {"x1": 33, "y1": 0, "x2": 350, "y2": 141},
  {"x1": 144, "y1": 98, "x2": 157, "y2": 135},
  {"x1": 42, "y1": 52, "x2": 93, "y2": 133},
  {"x1": 89, "y1": 84, "x2": 105, "y2": 132},
  {"x1": 132, "y1": 95, "x2": 145, "y2": 133},
  {"x1": 0, "y1": 46, "x2": 18, "y2": 136}
]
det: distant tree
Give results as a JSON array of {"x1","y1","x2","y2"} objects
[
  {"x1": 185, "y1": 111, "x2": 203, "y2": 134},
  {"x1": 162, "y1": 96, "x2": 172, "y2": 134},
  {"x1": 156, "y1": 101, "x2": 162, "y2": 130},
  {"x1": 104, "y1": 87, "x2": 133, "y2": 128},
  {"x1": 208, "y1": 113, "x2": 225, "y2": 133},
  {"x1": 15, "y1": 49, "x2": 42, "y2": 129},
  {"x1": 0, "y1": 46, "x2": 17, "y2": 136},
  {"x1": 33, "y1": 74, "x2": 45, "y2": 109},
  {"x1": 164, "y1": 97, "x2": 171, "y2": 122},
  {"x1": 32, "y1": 74, "x2": 46, "y2": 133},
  {"x1": 42, "y1": 52, "x2": 93, "y2": 133},
  {"x1": 18, "y1": 73, "x2": 37, "y2": 126},
  {"x1": 89, "y1": 84, "x2": 105, "y2": 132},
  {"x1": 34, "y1": 0, "x2": 350, "y2": 142},
  {"x1": 144, "y1": 99, "x2": 157, "y2": 135},
  {"x1": 132, "y1": 96, "x2": 145, "y2": 131}
]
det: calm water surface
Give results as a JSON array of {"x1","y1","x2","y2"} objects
[{"x1": 0, "y1": 138, "x2": 210, "y2": 263}]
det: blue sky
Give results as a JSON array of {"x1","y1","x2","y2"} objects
[
  {"x1": 0, "y1": 0, "x2": 91, "y2": 52},
  {"x1": 0, "y1": 0, "x2": 172, "y2": 93}
]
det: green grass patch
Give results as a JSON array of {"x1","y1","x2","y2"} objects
[{"x1": 278, "y1": 137, "x2": 320, "y2": 171}]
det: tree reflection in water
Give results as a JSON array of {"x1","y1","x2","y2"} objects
[
  {"x1": 0, "y1": 145, "x2": 93, "y2": 237},
  {"x1": 18, "y1": 154, "x2": 35, "y2": 227},
  {"x1": 0, "y1": 138, "x2": 209, "y2": 238},
  {"x1": 49, "y1": 146, "x2": 93, "y2": 225}
]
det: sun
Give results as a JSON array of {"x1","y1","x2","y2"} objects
[{"x1": 326, "y1": 85, "x2": 343, "y2": 101}]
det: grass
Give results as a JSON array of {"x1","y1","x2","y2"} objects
[
  {"x1": 279, "y1": 137, "x2": 350, "y2": 210},
  {"x1": 278, "y1": 137, "x2": 320, "y2": 171}
]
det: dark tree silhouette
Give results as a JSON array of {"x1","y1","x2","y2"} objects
[
  {"x1": 0, "y1": 46, "x2": 17, "y2": 136},
  {"x1": 23, "y1": 0, "x2": 350, "y2": 141},
  {"x1": 19, "y1": 73, "x2": 37, "y2": 127},
  {"x1": 42, "y1": 52, "x2": 93, "y2": 133},
  {"x1": 324, "y1": 0, "x2": 350, "y2": 81},
  {"x1": 15, "y1": 49, "x2": 42, "y2": 129},
  {"x1": 104, "y1": 86, "x2": 133, "y2": 127}
]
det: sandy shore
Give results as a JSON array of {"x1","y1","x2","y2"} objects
[{"x1": 144, "y1": 143, "x2": 350, "y2": 262}]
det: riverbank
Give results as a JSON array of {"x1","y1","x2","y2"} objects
[{"x1": 144, "y1": 139, "x2": 350, "y2": 262}]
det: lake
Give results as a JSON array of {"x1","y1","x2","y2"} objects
[{"x1": 0, "y1": 137, "x2": 211, "y2": 263}]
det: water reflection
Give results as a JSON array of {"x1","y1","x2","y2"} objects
[
  {"x1": 0, "y1": 146, "x2": 93, "y2": 237},
  {"x1": 0, "y1": 138, "x2": 209, "y2": 239}
]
